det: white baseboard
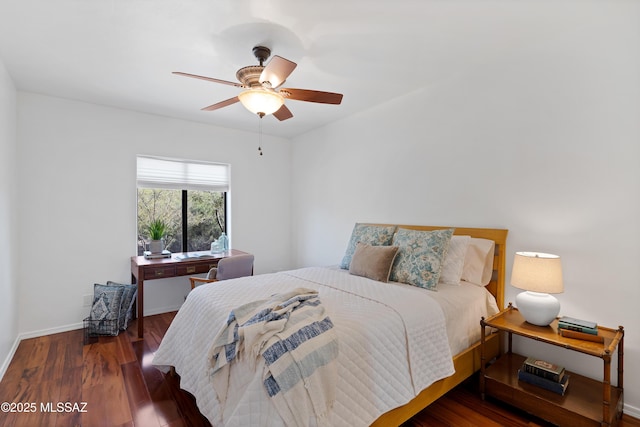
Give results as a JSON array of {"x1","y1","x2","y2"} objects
[
  {"x1": 0, "y1": 335, "x2": 21, "y2": 382},
  {"x1": 19, "y1": 321, "x2": 84, "y2": 340},
  {"x1": 15, "y1": 304, "x2": 182, "y2": 343},
  {"x1": 625, "y1": 403, "x2": 640, "y2": 420},
  {"x1": 143, "y1": 303, "x2": 182, "y2": 317}
]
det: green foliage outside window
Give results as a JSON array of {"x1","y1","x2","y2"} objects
[{"x1": 186, "y1": 190, "x2": 225, "y2": 251}]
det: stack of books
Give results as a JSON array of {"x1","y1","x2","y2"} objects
[
  {"x1": 143, "y1": 250, "x2": 172, "y2": 259},
  {"x1": 518, "y1": 356, "x2": 570, "y2": 395},
  {"x1": 558, "y1": 316, "x2": 604, "y2": 343}
]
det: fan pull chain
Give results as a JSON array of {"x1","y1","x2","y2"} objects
[{"x1": 257, "y1": 112, "x2": 264, "y2": 156}]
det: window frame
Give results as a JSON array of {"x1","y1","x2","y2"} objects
[{"x1": 136, "y1": 155, "x2": 230, "y2": 254}]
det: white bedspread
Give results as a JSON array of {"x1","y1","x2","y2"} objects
[{"x1": 152, "y1": 267, "x2": 494, "y2": 427}]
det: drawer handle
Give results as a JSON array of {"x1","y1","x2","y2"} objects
[
  {"x1": 155, "y1": 270, "x2": 165, "y2": 277},
  {"x1": 186, "y1": 266, "x2": 196, "y2": 274}
]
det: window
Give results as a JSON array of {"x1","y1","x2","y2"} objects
[{"x1": 136, "y1": 156, "x2": 229, "y2": 255}]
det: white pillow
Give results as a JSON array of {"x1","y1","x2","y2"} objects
[
  {"x1": 439, "y1": 235, "x2": 471, "y2": 285},
  {"x1": 461, "y1": 238, "x2": 495, "y2": 286}
]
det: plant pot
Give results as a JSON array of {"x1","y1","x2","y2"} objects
[{"x1": 149, "y1": 239, "x2": 164, "y2": 254}]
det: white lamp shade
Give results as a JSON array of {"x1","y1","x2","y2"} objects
[
  {"x1": 238, "y1": 89, "x2": 284, "y2": 115},
  {"x1": 511, "y1": 252, "x2": 563, "y2": 294}
]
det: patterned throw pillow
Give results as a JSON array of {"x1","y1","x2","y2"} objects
[
  {"x1": 340, "y1": 223, "x2": 397, "y2": 269},
  {"x1": 89, "y1": 294, "x2": 109, "y2": 321},
  {"x1": 389, "y1": 228, "x2": 454, "y2": 290},
  {"x1": 107, "y1": 281, "x2": 138, "y2": 331},
  {"x1": 91, "y1": 284, "x2": 125, "y2": 336}
]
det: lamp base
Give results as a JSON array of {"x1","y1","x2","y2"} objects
[{"x1": 515, "y1": 291, "x2": 560, "y2": 326}]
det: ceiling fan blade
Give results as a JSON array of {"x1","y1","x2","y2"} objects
[
  {"x1": 173, "y1": 72, "x2": 244, "y2": 88},
  {"x1": 273, "y1": 104, "x2": 293, "y2": 121},
  {"x1": 281, "y1": 88, "x2": 343, "y2": 105},
  {"x1": 260, "y1": 56, "x2": 297, "y2": 88},
  {"x1": 201, "y1": 97, "x2": 240, "y2": 111}
]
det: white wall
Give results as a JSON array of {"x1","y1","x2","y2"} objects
[
  {"x1": 291, "y1": 2, "x2": 640, "y2": 415},
  {"x1": 0, "y1": 58, "x2": 18, "y2": 376},
  {"x1": 6, "y1": 0, "x2": 639, "y2": 417},
  {"x1": 16, "y1": 93, "x2": 292, "y2": 334}
]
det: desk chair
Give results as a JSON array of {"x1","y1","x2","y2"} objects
[{"x1": 189, "y1": 254, "x2": 254, "y2": 289}]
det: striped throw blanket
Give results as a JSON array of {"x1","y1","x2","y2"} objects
[{"x1": 208, "y1": 288, "x2": 338, "y2": 427}]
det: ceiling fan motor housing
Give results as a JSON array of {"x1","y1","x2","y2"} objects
[
  {"x1": 235, "y1": 46, "x2": 273, "y2": 87},
  {"x1": 252, "y1": 46, "x2": 271, "y2": 65},
  {"x1": 236, "y1": 66, "x2": 264, "y2": 87}
]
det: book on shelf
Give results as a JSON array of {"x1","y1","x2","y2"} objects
[
  {"x1": 558, "y1": 320, "x2": 598, "y2": 335},
  {"x1": 560, "y1": 328, "x2": 604, "y2": 343},
  {"x1": 518, "y1": 369, "x2": 570, "y2": 395},
  {"x1": 558, "y1": 316, "x2": 597, "y2": 330},
  {"x1": 523, "y1": 356, "x2": 565, "y2": 383}
]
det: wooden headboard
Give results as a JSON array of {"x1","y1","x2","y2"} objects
[
  {"x1": 371, "y1": 224, "x2": 509, "y2": 309},
  {"x1": 366, "y1": 224, "x2": 508, "y2": 426}
]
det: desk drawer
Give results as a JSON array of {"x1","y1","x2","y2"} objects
[
  {"x1": 143, "y1": 266, "x2": 176, "y2": 279},
  {"x1": 176, "y1": 261, "x2": 218, "y2": 276}
]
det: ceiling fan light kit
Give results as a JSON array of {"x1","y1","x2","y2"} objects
[
  {"x1": 174, "y1": 45, "x2": 343, "y2": 121},
  {"x1": 238, "y1": 89, "x2": 284, "y2": 116}
]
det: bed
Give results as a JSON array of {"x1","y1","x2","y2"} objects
[{"x1": 152, "y1": 224, "x2": 508, "y2": 426}]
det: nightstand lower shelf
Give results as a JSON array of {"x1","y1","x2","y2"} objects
[{"x1": 484, "y1": 353, "x2": 623, "y2": 427}]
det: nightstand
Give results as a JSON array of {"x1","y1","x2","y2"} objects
[{"x1": 480, "y1": 303, "x2": 624, "y2": 427}]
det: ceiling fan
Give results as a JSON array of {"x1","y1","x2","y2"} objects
[{"x1": 174, "y1": 46, "x2": 343, "y2": 121}]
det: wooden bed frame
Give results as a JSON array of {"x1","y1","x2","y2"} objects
[
  {"x1": 370, "y1": 225, "x2": 508, "y2": 427},
  {"x1": 166, "y1": 224, "x2": 508, "y2": 426}
]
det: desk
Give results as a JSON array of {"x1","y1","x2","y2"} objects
[{"x1": 130, "y1": 249, "x2": 249, "y2": 338}]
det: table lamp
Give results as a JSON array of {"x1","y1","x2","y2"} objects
[{"x1": 511, "y1": 251, "x2": 564, "y2": 326}]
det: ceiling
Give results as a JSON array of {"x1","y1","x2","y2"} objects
[{"x1": 0, "y1": 0, "x2": 545, "y2": 138}]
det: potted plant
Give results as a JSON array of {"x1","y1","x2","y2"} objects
[{"x1": 148, "y1": 219, "x2": 167, "y2": 253}]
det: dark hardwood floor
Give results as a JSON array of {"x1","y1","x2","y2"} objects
[{"x1": 0, "y1": 312, "x2": 637, "y2": 427}]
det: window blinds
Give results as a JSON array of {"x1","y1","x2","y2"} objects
[{"x1": 136, "y1": 155, "x2": 230, "y2": 192}]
